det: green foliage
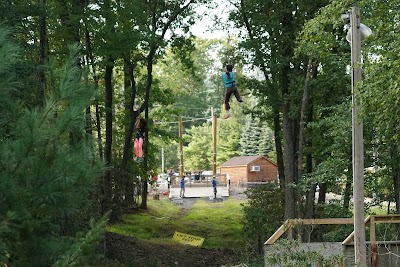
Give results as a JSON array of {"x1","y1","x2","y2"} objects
[
  {"x1": 361, "y1": 1, "x2": 400, "y2": 197},
  {"x1": 297, "y1": 0, "x2": 400, "y2": 213},
  {"x1": 241, "y1": 183, "x2": 284, "y2": 257},
  {"x1": 266, "y1": 239, "x2": 344, "y2": 267},
  {"x1": 296, "y1": 0, "x2": 352, "y2": 60},
  {"x1": 239, "y1": 115, "x2": 273, "y2": 157},
  {"x1": 305, "y1": 102, "x2": 352, "y2": 191},
  {"x1": 372, "y1": 223, "x2": 400, "y2": 243},
  {"x1": 153, "y1": 39, "x2": 225, "y2": 172},
  {"x1": 184, "y1": 123, "x2": 213, "y2": 171},
  {"x1": 0, "y1": 30, "x2": 105, "y2": 266},
  {"x1": 311, "y1": 202, "x2": 353, "y2": 242},
  {"x1": 217, "y1": 115, "x2": 243, "y2": 165},
  {"x1": 153, "y1": 38, "x2": 253, "y2": 172},
  {"x1": 54, "y1": 215, "x2": 109, "y2": 267}
]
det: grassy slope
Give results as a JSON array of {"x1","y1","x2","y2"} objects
[{"x1": 108, "y1": 198, "x2": 247, "y2": 250}]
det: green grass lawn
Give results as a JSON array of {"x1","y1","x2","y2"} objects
[{"x1": 107, "y1": 198, "x2": 247, "y2": 249}]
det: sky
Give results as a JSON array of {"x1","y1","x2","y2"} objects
[{"x1": 189, "y1": 3, "x2": 230, "y2": 39}]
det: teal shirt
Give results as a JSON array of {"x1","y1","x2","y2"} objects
[{"x1": 222, "y1": 71, "x2": 235, "y2": 87}]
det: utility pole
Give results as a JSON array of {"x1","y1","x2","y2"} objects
[
  {"x1": 178, "y1": 116, "x2": 184, "y2": 177},
  {"x1": 161, "y1": 146, "x2": 165, "y2": 174},
  {"x1": 350, "y1": 6, "x2": 366, "y2": 267},
  {"x1": 212, "y1": 108, "x2": 217, "y2": 176}
]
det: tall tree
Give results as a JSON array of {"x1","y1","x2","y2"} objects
[
  {"x1": 239, "y1": 116, "x2": 273, "y2": 157},
  {"x1": 233, "y1": 0, "x2": 330, "y2": 220},
  {"x1": 296, "y1": 0, "x2": 400, "y2": 214},
  {"x1": 0, "y1": 31, "x2": 106, "y2": 266},
  {"x1": 137, "y1": 0, "x2": 209, "y2": 209},
  {"x1": 360, "y1": 0, "x2": 400, "y2": 212},
  {"x1": 37, "y1": 0, "x2": 48, "y2": 106}
]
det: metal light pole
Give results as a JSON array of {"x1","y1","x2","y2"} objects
[{"x1": 347, "y1": 6, "x2": 371, "y2": 266}]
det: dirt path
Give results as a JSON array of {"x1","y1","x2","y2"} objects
[
  {"x1": 104, "y1": 189, "x2": 248, "y2": 266},
  {"x1": 105, "y1": 229, "x2": 241, "y2": 267}
]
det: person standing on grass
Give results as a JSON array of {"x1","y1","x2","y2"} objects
[
  {"x1": 212, "y1": 176, "x2": 217, "y2": 199},
  {"x1": 180, "y1": 176, "x2": 185, "y2": 198},
  {"x1": 222, "y1": 64, "x2": 243, "y2": 119}
]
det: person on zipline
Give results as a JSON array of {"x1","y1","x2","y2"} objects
[
  {"x1": 134, "y1": 117, "x2": 146, "y2": 162},
  {"x1": 222, "y1": 64, "x2": 243, "y2": 119}
]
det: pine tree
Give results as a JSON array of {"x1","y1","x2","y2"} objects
[
  {"x1": 0, "y1": 28, "x2": 106, "y2": 266},
  {"x1": 240, "y1": 116, "x2": 274, "y2": 157},
  {"x1": 247, "y1": 118, "x2": 262, "y2": 155},
  {"x1": 258, "y1": 127, "x2": 274, "y2": 157},
  {"x1": 239, "y1": 117, "x2": 253, "y2": 155}
]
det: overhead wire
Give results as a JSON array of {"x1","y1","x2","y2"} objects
[
  {"x1": 226, "y1": 1, "x2": 234, "y2": 64},
  {"x1": 155, "y1": 116, "x2": 212, "y2": 125}
]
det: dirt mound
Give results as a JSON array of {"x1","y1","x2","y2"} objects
[{"x1": 105, "y1": 232, "x2": 242, "y2": 267}]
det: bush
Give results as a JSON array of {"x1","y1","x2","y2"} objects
[
  {"x1": 311, "y1": 201, "x2": 353, "y2": 242},
  {"x1": 241, "y1": 183, "x2": 284, "y2": 257},
  {"x1": 266, "y1": 239, "x2": 344, "y2": 267}
]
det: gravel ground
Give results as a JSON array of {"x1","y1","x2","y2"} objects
[{"x1": 165, "y1": 186, "x2": 248, "y2": 211}]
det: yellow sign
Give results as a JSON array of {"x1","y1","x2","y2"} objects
[{"x1": 172, "y1": 231, "x2": 205, "y2": 247}]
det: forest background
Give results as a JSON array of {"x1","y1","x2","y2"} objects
[{"x1": 2, "y1": 0, "x2": 400, "y2": 265}]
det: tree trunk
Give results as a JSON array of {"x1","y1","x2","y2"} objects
[
  {"x1": 58, "y1": 0, "x2": 81, "y2": 52},
  {"x1": 273, "y1": 108, "x2": 285, "y2": 183},
  {"x1": 304, "y1": 94, "x2": 315, "y2": 242},
  {"x1": 103, "y1": 57, "x2": 114, "y2": 214},
  {"x1": 296, "y1": 59, "x2": 313, "y2": 220},
  {"x1": 318, "y1": 182, "x2": 327, "y2": 203},
  {"x1": 283, "y1": 105, "x2": 295, "y2": 220},
  {"x1": 280, "y1": 3, "x2": 297, "y2": 221},
  {"x1": 393, "y1": 164, "x2": 400, "y2": 213},
  {"x1": 59, "y1": 0, "x2": 83, "y2": 146},
  {"x1": 297, "y1": 59, "x2": 313, "y2": 185},
  {"x1": 304, "y1": 183, "x2": 317, "y2": 242},
  {"x1": 140, "y1": 46, "x2": 157, "y2": 210},
  {"x1": 121, "y1": 57, "x2": 137, "y2": 171},
  {"x1": 37, "y1": 0, "x2": 47, "y2": 106},
  {"x1": 305, "y1": 187, "x2": 316, "y2": 222},
  {"x1": 343, "y1": 162, "x2": 353, "y2": 209},
  {"x1": 343, "y1": 179, "x2": 352, "y2": 210},
  {"x1": 83, "y1": 18, "x2": 103, "y2": 158},
  {"x1": 305, "y1": 161, "x2": 316, "y2": 220},
  {"x1": 121, "y1": 56, "x2": 137, "y2": 207}
]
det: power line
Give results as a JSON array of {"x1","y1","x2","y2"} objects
[
  {"x1": 154, "y1": 104, "x2": 214, "y2": 111},
  {"x1": 155, "y1": 116, "x2": 212, "y2": 125}
]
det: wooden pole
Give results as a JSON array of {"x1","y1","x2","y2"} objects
[
  {"x1": 351, "y1": 6, "x2": 366, "y2": 267},
  {"x1": 212, "y1": 113, "x2": 217, "y2": 176},
  {"x1": 178, "y1": 116, "x2": 184, "y2": 177},
  {"x1": 161, "y1": 146, "x2": 165, "y2": 174}
]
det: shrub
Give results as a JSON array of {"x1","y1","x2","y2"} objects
[
  {"x1": 311, "y1": 201, "x2": 353, "y2": 242},
  {"x1": 241, "y1": 183, "x2": 284, "y2": 256}
]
